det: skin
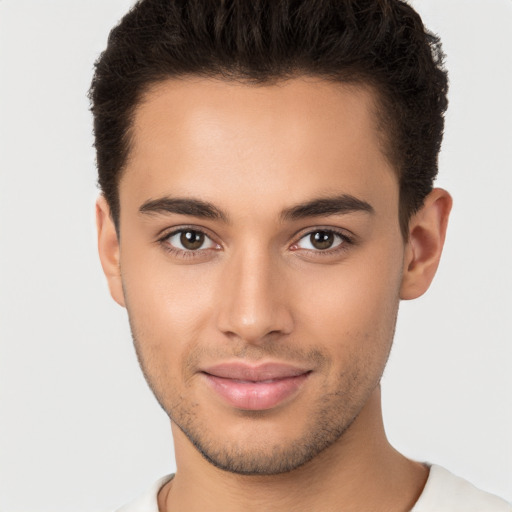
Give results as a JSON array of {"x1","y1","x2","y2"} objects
[{"x1": 97, "y1": 77, "x2": 452, "y2": 511}]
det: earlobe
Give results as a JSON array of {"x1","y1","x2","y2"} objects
[
  {"x1": 400, "y1": 188, "x2": 452, "y2": 300},
  {"x1": 96, "y1": 196, "x2": 126, "y2": 307}
]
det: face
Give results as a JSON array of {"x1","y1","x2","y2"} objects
[{"x1": 109, "y1": 78, "x2": 408, "y2": 474}]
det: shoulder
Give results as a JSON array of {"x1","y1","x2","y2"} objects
[
  {"x1": 114, "y1": 474, "x2": 174, "y2": 512},
  {"x1": 412, "y1": 465, "x2": 512, "y2": 512}
]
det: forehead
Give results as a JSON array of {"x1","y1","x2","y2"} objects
[{"x1": 121, "y1": 77, "x2": 398, "y2": 220}]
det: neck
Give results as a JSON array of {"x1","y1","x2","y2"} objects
[{"x1": 159, "y1": 387, "x2": 428, "y2": 512}]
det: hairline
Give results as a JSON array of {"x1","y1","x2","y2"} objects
[{"x1": 111, "y1": 72, "x2": 409, "y2": 236}]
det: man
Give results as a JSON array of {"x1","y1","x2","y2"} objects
[{"x1": 90, "y1": 0, "x2": 511, "y2": 510}]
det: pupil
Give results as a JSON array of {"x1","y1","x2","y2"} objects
[
  {"x1": 181, "y1": 230, "x2": 204, "y2": 250},
  {"x1": 311, "y1": 231, "x2": 334, "y2": 250}
]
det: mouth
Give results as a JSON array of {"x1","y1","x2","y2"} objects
[{"x1": 201, "y1": 362, "x2": 312, "y2": 411}]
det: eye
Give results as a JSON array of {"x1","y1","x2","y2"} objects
[
  {"x1": 165, "y1": 229, "x2": 218, "y2": 251},
  {"x1": 295, "y1": 230, "x2": 347, "y2": 251}
]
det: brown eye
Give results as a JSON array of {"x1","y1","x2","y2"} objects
[
  {"x1": 180, "y1": 230, "x2": 205, "y2": 250},
  {"x1": 165, "y1": 229, "x2": 217, "y2": 252},
  {"x1": 310, "y1": 231, "x2": 335, "y2": 250},
  {"x1": 294, "y1": 230, "x2": 347, "y2": 252}
]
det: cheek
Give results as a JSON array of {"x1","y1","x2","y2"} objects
[
  {"x1": 291, "y1": 249, "x2": 403, "y2": 367},
  {"x1": 120, "y1": 244, "x2": 218, "y2": 355},
  {"x1": 120, "y1": 253, "x2": 220, "y2": 408}
]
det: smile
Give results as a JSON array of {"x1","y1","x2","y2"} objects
[{"x1": 201, "y1": 362, "x2": 312, "y2": 411}]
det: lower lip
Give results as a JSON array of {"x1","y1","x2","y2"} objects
[{"x1": 204, "y1": 373, "x2": 310, "y2": 411}]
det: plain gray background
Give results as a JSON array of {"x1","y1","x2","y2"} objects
[{"x1": 0, "y1": 1, "x2": 511, "y2": 510}]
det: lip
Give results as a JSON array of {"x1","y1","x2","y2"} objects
[{"x1": 201, "y1": 362, "x2": 311, "y2": 411}]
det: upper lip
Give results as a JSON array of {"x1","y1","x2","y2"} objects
[{"x1": 202, "y1": 362, "x2": 311, "y2": 381}]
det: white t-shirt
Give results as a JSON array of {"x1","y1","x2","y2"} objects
[{"x1": 116, "y1": 465, "x2": 511, "y2": 512}]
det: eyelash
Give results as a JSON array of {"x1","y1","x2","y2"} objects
[
  {"x1": 157, "y1": 226, "x2": 220, "y2": 259},
  {"x1": 157, "y1": 226, "x2": 355, "y2": 259},
  {"x1": 291, "y1": 228, "x2": 354, "y2": 257}
]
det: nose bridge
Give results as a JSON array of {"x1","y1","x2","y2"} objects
[{"x1": 216, "y1": 243, "x2": 292, "y2": 342}]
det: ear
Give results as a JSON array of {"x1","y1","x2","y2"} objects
[
  {"x1": 96, "y1": 195, "x2": 126, "y2": 307},
  {"x1": 400, "y1": 188, "x2": 452, "y2": 300}
]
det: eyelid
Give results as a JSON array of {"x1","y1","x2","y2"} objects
[
  {"x1": 155, "y1": 224, "x2": 355, "y2": 257},
  {"x1": 169, "y1": 231, "x2": 217, "y2": 250},
  {"x1": 289, "y1": 226, "x2": 356, "y2": 254},
  {"x1": 157, "y1": 224, "x2": 219, "y2": 241},
  {"x1": 291, "y1": 226, "x2": 355, "y2": 244},
  {"x1": 157, "y1": 225, "x2": 222, "y2": 254}
]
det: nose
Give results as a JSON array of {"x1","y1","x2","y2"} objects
[{"x1": 215, "y1": 247, "x2": 294, "y2": 344}]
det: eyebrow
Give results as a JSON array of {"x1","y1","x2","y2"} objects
[
  {"x1": 280, "y1": 194, "x2": 374, "y2": 221},
  {"x1": 138, "y1": 193, "x2": 374, "y2": 223},
  {"x1": 139, "y1": 197, "x2": 229, "y2": 222}
]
